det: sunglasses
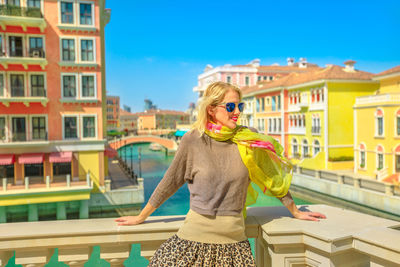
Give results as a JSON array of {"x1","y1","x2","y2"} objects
[{"x1": 217, "y1": 102, "x2": 245, "y2": 112}]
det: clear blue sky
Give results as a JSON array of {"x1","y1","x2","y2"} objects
[{"x1": 105, "y1": 0, "x2": 400, "y2": 112}]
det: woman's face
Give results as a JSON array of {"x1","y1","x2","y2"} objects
[{"x1": 208, "y1": 90, "x2": 241, "y2": 129}]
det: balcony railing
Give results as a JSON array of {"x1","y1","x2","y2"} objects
[
  {"x1": 288, "y1": 127, "x2": 306, "y2": 135},
  {"x1": 0, "y1": 205, "x2": 399, "y2": 266},
  {"x1": 1, "y1": 131, "x2": 48, "y2": 143},
  {"x1": 0, "y1": 4, "x2": 43, "y2": 18},
  {"x1": 355, "y1": 93, "x2": 400, "y2": 105},
  {"x1": 311, "y1": 126, "x2": 321, "y2": 134}
]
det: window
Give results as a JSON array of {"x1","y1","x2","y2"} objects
[
  {"x1": 82, "y1": 116, "x2": 95, "y2": 138},
  {"x1": 0, "y1": 117, "x2": 5, "y2": 141},
  {"x1": 61, "y1": 1, "x2": 74, "y2": 24},
  {"x1": 268, "y1": 119, "x2": 271, "y2": 133},
  {"x1": 29, "y1": 37, "x2": 44, "y2": 58},
  {"x1": 377, "y1": 117, "x2": 383, "y2": 135},
  {"x1": 30, "y1": 74, "x2": 45, "y2": 97},
  {"x1": 32, "y1": 116, "x2": 46, "y2": 140},
  {"x1": 377, "y1": 153, "x2": 383, "y2": 170},
  {"x1": 375, "y1": 109, "x2": 384, "y2": 136},
  {"x1": 6, "y1": 0, "x2": 21, "y2": 6},
  {"x1": 245, "y1": 76, "x2": 249, "y2": 86},
  {"x1": 261, "y1": 98, "x2": 265, "y2": 112},
  {"x1": 25, "y1": 163, "x2": 43, "y2": 177},
  {"x1": 257, "y1": 76, "x2": 261, "y2": 81},
  {"x1": 62, "y1": 39, "x2": 75, "y2": 61},
  {"x1": 53, "y1": 162, "x2": 71, "y2": 177},
  {"x1": 10, "y1": 74, "x2": 24, "y2": 97},
  {"x1": 269, "y1": 76, "x2": 273, "y2": 81},
  {"x1": 271, "y1": 96, "x2": 276, "y2": 111},
  {"x1": 0, "y1": 74, "x2": 4, "y2": 97},
  {"x1": 314, "y1": 140, "x2": 320, "y2": 155},
  {"x1": 303, "y1": 140, "x2": 309, "y2": 157},
  {"x1": 79, "y1": 3, "x2": 93, "y2": 25},
  {"x1": 12, "y1": 117, "x2": 26, "y2": 141},
  {"x1": 256, "y1": 98, "x2": 260, "y2": 112},
  {"x1": 360, "y1": 151, "x2": 365, "y2": 167},
  {"x1": 263, "y1": 76, "x2": 267, "y2": 80},
  {"x1": 277, "y1": 95, "x2": 281, "y2": 111},
  {"x1": 9, "y1": 36, "x2": 23, "y2": 57},
  {"x1": 273, "y1": 118, "x2": 277, "y2": 132},
  {"x1": 80, "y1": 39, "x2": 94, "y2": 62},
  {"x1": 396, "y1": 152, "x2": 400, "y2": 173},
  {"x1": 28, "y1": 0, "x2": 41, "y2": 8},
  {"x1": 62, "y1": 75, "x2": 76, "y2": 98},
  {"x1": 226, "y1": 76, "x2": 231, "y2": 83},
  {"x1": 278, "y1": 118, "x2": 281, "y2": 132},
  {"x1": 64, "y1": 116, "x2": 77, "y2": 139},
  {"x1": 0, "y1": 36, "x2": 3, "y2": 56},
  {"x1": 81, "y1": 75, "x2": 95, "y2": 98},
  {"x1": 292, "y1": 139, "x2": 298, "y2": 156},
  {"x1": 396, "y1": 111, "x2": 400, "y2": 136}
]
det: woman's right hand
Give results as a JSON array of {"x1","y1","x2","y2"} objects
[{"x1": 114, "y1": 215, "x2": 145, "y2": 226}]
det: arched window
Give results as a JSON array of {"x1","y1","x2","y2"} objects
[
  {"x1": 302, "y1": 139, "x2": 309, "y2": 157},
  {"x1": 314, "y1": 140, "x2": 320, "y2": 155},
  {"x1": 302, "y1": 114, "x2": 306, "y2": 128},
  {"x1": 395, "y1": 144, "x2": 400, "y2": 173},
  {"x1": 359, "y1": 143, "x2": 366, "y2": 168},
  {"x1": 292, "y1": 138, "x2": 298, "y2": 157},
  {"x1": 311, "y1": 90, "x2": 315, "y2": 103},
  {"x1": 375, "y1": 109, "x2": 384, "y2": 136},
  {"x1": 376, "y1": 145, "x2": 384, "y2": 170},
  {"x1": 289, "y1": 115, "x2": 293, "y2": 127},
  {"x1": 396, "y1": 109, "x2": 400, "y2": 136}
]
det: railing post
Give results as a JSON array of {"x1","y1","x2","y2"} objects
[
  {"x1": 337, "y1": 175, "x2": 344, "y2": 184},
  {"x1": 354, "y1": 178, "x2": 361, "y2": 189},
  {"x1": 46, "y1": 175, "x2": 50, "y2": 188},
  {"x1": 385, "y1": 183, "x2": 394, "y2": 196},
  {"x1": 25, "y1": 177, "x2": 29, "y2": 190},
  {"x1": 315, "y1": 170, "x2": 320, "y2": 179},
  {"x1": 2, "y1": 178, "x2": 7, "y2": 191},
  {"x1": 86, "y1": 171, "x2": 91, "y2": 187},
  {"x1": 66, "y1": 174, "x2": 71, "y2": 187}
]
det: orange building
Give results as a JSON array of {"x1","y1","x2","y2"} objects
[
  {"x1": 136, "y1": 109, "x2": 190, "y2": 132},
  {"x1": 0, "y1": 0, "x2": 110, "y2": 203},
  {"x1": 106, "y1": 95, "x2": 119, "y2": 130}
]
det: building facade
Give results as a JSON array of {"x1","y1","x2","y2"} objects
[
  {"x1": 0, "y1": 0, "x2": 110, "y2": 210},
  {"x1": 136, "y1": 109, "x2": 190, "y2": 134},
  {"x1": 354, "y1": 66, "x2": 400, "y2": 182},
  {"x1": 106, "y1": 95, "x2": 119, "y2": 130},
  {"x1": 119, "y1": 108, "x2": 137, "y2": 135}
]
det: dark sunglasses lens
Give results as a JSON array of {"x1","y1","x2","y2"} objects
[
  {"x1": 238, "y1": 103, "x2": 244, "y2": 112},
  {"x1": 225, "y1": 103, "x2": 235, "y2": 112}
]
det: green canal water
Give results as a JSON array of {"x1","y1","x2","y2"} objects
[{"x1": 118, "y1": 142, "x2": 312, "y2": 216}]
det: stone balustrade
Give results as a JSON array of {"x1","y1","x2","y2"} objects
[{"x1": 0, "y1": 204, "x2": 399, "y2": 266}]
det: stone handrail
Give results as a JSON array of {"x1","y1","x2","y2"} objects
[{"x1": 0, "y1": 205, "x2": 399, "y2": 266}]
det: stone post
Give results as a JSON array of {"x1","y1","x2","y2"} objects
[
  {"x1": 66, "y1": 174, "x2": 71, "y2": 187},
  {"x1": 338, "y1": 175, "x2": 345, "y2": 184},
  {"x1": 2, "y1": 178, "x2": 6, "y2": 191},
  {"x1": 385, "y1": 183, "x2": 394, "y2": 196},
  {"x1": 25, "y1": 177, "x2": 29, "y2": 190},
  {"x1": 353, "y1": 178, "x2": 361, "y2": 189}
]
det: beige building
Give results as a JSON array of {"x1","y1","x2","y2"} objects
[
  {"x1": 136, "y1": 109, "x2": 190, "y2": 131},
  {"x1": 119, "y1": 109, "x2": 138, "y2": 135}
]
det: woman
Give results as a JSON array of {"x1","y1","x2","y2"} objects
[{"x1": 115, "y1": 81, "x2": 326, "y2": 266}]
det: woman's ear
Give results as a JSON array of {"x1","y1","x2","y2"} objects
[{"x1": 207, "y1": 105, "x2": 215, "y2": 118}]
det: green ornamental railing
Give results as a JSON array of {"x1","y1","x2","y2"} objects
[{"x1": 0, "y1": 5, "x2": 42, "y2": 18}]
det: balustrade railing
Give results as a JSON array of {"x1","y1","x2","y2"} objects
[
  {"x1": 0, "y1": 4, "x2": 43, "y2": 18},
  {"x1": 0, "y1": 205, "x2": 399, "y2": 266}
]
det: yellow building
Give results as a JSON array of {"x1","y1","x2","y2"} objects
[{"x1": 354, "y1": 66, "x2": 400, "y2": 182}]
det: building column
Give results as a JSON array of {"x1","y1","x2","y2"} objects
[
  {"x1": 28, "y1": 204, "x2": 38, "y2": 222},
  {"x1": 56, "y1": 202, "x2": 66, "y2": 220},
  {"x1": 79, "y1": 200, "x2": 89, "y2": 219}
]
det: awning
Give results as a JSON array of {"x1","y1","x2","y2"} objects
[
  {"x1": 104, "y1": 147, "x2": 118, "y2": 158},
  {"x1": 18, "y1": 153, "x2": 44, "y2": 164},
  {"x1": 174, "y1": 130, "x2": 188, "y2": 137},
  {"x1": 49, "y1": 151, "x2": 72, "y2": 163},
  {"x1": 0, "y1": 154, "x2": 15, "y2": 165}
]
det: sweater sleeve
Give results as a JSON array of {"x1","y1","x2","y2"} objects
[{"x1": 148, "y1": 133, "x2": 192, "y2": 209}]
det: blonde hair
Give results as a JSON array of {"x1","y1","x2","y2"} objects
[{"x1": 192, "y1": 81, "x2": 242, "y2": 134}]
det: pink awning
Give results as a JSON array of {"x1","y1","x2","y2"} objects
[
  {"x1": 49, "y1": 151, "x2": 72, "y2": 163},
  {"x1": 104, "y1": 147, "x2": 118, "y2": 158},
  {"x1": 18, "y1": 153, "x2": 44, "y2": 164},
  {"x1": 0, "y1": 154, "x2": 15, "y2": 165}
]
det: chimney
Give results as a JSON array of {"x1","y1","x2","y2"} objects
[
  {"x1": 299, "y1": 58, "x2": 307, "y2": 68},
  {"x1": 344, "y1": 60, "x2": 356, "y2": 72},
  {"x1": 287, "y1": 57, "x2": 295, "y2": 66}
]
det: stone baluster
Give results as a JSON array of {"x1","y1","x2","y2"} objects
[
  {"x1": 25, "y1": 177, "x2": 29, "y2": 190},
  {"x1": 58, "y1": 247, "x2": 91, "y2": 267},
  {"x1": 66, "y1": 174, "x2": 71, "y2": 187},
  {"x1": 101, "y1": 245, "x2": 131, "y2": 266},
  {"x1": 15, "y1": 248, "x2": 54, "y2": 267},
  {"x1": 353, "y1": 178, "x2": 361, "y2": 189},
  {"x1": 2, "y1": 178, "x2": 7, "y2": 191},
  {"x1": 385, "y1": 183, "x2": 394, "y2": 196},
  {"x1": 46, "y1": 176, "x2": 50, "y2": 188}
]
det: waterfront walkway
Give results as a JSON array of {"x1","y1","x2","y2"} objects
[{"x1": 107, "y1": 158, "x2": 136, "y2": 190}]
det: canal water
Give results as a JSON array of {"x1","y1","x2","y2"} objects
[{"x1": 118, "y1": 143, "x2": 312, "y2": 216}]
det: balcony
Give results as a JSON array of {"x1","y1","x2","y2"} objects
[
  {"x1": 0, "y1": 48, "x2": 47, "y2": 70},
  {"x1": 0, "y1": 5, "x2": 46, "y2": 32},
  {"x1": 311, "y1": 126, "x2": 321, "y2": 135},
  {"x1": 0, "y1": 205, "x2": 399, "y2": 266},
  {"x1": 288, "y1": 127, "x2": 306, "y2": 135},
  {"x1": 0, "y1": 131, "x2": 48, "y2": 145},
  {"x1": 355, "y1": 93, "x2": 400, "y2": 106}
]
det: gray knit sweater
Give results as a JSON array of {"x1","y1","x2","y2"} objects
[{"x1": 148, "y1": 129, "x2": 250, "y2": 216}]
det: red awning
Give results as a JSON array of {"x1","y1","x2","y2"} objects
[
  {"x1": 0, "y1": 154, "x2": 15, "y2": 165},
  {"x1": 104, "y1": 147, "x2": 118, "y2": 158},
  {"x1": 49, "y1": 151, "x2": 73, "y2": 163},
  {"x1": 18, "y1": 153, "x2": 44, "y2": 164}
]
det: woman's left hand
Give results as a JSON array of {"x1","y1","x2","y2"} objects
[{"x1": 293, "y1": 210, "x2": 326, "y2": 221}]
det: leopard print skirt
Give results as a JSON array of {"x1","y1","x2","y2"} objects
[{"x1": 149, "y1": 234, "x2": 256, "y2": 266}]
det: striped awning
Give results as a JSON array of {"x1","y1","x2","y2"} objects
[
  {"x1": 49, "y1": 151, "x2": 72, "y2": 163},
  {"x1": 18, "y1": 153, "x2": 44, "y2": 164},
  {"x1": 0, "y1": 154, "x2": 15, "y2": 165}
]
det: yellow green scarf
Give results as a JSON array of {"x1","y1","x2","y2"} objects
[{"x1": 205, "y1": 122, "x2": 292, "y2": 214}]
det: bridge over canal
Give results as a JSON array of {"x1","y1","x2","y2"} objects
[{"x1": 109, "y1": 135, "x2": 178, "y2": 154}]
